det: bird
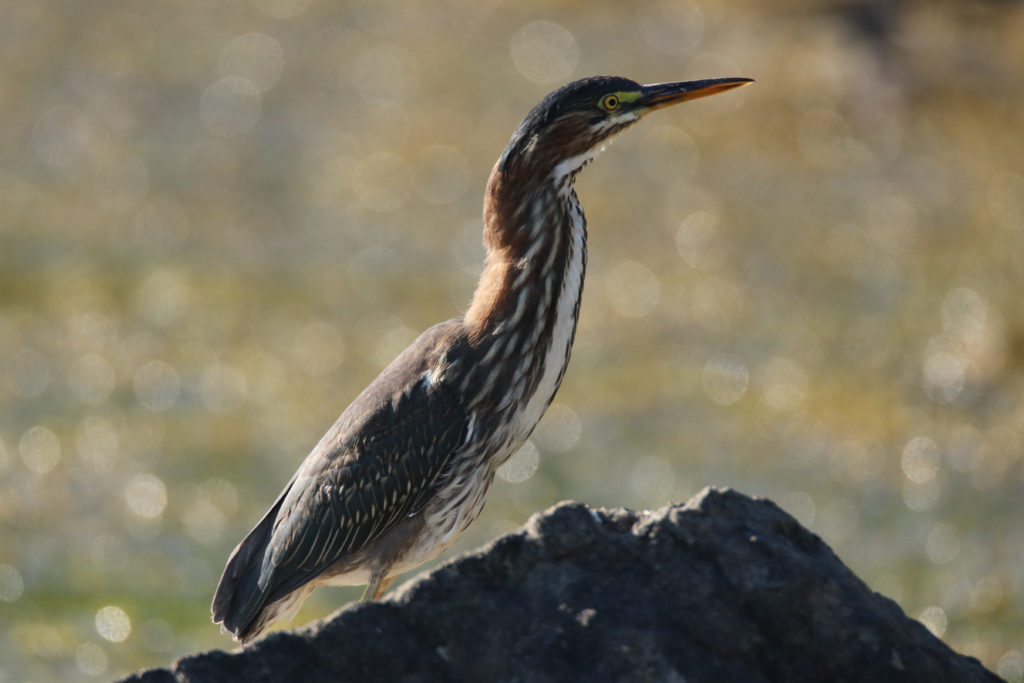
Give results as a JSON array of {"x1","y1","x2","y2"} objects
[{"x1": 212, "y1": 74, "x2": 752, "y2": 643}]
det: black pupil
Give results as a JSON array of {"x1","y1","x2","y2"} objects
[{"x1": 607, "y1": 97, "x2": 617, "y2": 108}]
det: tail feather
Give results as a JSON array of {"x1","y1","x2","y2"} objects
[{"x1": 211, "y1": 478, "x2": 293, "y2": 641}]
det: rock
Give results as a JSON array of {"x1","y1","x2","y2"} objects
[{"x1": 122, "y1": 487, "x2": 999, "y2": 682}]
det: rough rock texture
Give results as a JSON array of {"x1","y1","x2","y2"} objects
[{"x1": 124, "y1": 487, "x2": 999, "y2": 683}]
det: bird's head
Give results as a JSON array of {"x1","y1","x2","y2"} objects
[{"x1": 498, "y1": 75, "x2": 753, "y2": 180}]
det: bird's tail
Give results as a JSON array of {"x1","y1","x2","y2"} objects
[{"x1": 211, "y1": 480, "x2": 292, "y2": 642}]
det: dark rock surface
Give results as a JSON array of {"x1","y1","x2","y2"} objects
[{"x1": 123, "y1": 487, "x2": 999, "y2": 682}]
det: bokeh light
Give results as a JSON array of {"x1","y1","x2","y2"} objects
[
  {"x1": 19, "y1": 426, "x2": 61, "y2": 475},
  {"x1": 75, "y1": 416, "x2": 120, "y2": 473},
  {"x1": 219, "y1": 33, "x2": 285, "y2": 94},
  {"x1": 510, "y1": 21, "x2": 578, "y2": 84},
  {"x1": 919, "y1": 606, "x2": 948, "y2": 638},
  {"x1": 68, "y1": 353, "x2": 116, "y2": 405},
  {"x1": 532, "y1": 403, "x2": 582, "y2": 454},
  {"x1": 676, "y1": 211, "x2": 725, "y2": 270},
  {"x1": 75, "y1": 642, "x2": 108, "y2": 677},
  {"x1": 133, "y1": 361, "x2": 181, "y2": 412},
  {"x1": 702, "y1": 354, "x2": 749, "y2": 406},
  {"x1": 496, "y1": 441, "x2": 540, "y2": 484},
  {"x1": 200, "y1": 77, "x2": 262, "y2": 138},
  {"x1": 926, "y1": 523, "x2": 961, "y2": 566},
  {"x1": 778, "y1": 491, "x2": 815, "y2": 528},
  {"x1": 0, "y1": 565, "x2": 25, "y2": 603},
  {"x1": 605, "y1": 261, "x2": 660, "y2": 318},
  {"x1": 901, "y1": 437, "x2": 940, "y2": 484},
  {"x1": 95, "y1": 606, "x2": 131, "y2": 643},
  {"x1": 997, "y1": 651, "x2": 1024, "y2": 682},
  {"x1": 759, "y1": 357, "x2": 808, "y2": 413},
  {"x1": 125, "y1": 474, "x2": 168, "y2": 520},
  {"x1": 199, "y1": 362, "x2": 249, "y2": 413}
]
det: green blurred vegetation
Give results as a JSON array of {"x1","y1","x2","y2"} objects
[{"x1": 2, "y1": 0, "x2": 1023, "y2": 679}]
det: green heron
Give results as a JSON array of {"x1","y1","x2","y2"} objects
[{"x1": 212, "y1": 75, "x2": 752, "y2": 643}]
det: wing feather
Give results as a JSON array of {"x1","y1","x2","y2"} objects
[
  {"x1": 212, "y1": 320, "x2": 473, "y2": 638},
  {"x1": 257, "y1": 324, "x2": 471, "y2": 604}
]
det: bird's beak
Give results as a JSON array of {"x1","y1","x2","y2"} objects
[{"x1": 638, "y1": 77, "x2": 753, "y2": 112}]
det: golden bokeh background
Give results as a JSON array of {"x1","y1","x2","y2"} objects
[{"x1": 2, "y1": 0, "x2": 1023, "y2": 679}]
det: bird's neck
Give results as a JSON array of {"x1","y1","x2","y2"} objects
[
  {"x1": 460, "y1": 161, "x2": 587, "y2": 427},
  {"x1": 466, "y1": 162, "x2": 587, "y2": 337}
]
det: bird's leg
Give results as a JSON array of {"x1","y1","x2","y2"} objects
[
  {"x1": 359, "y1": 574, "x2": 381, "y2": 601},
  {"x1": 360, "y1": 571, "x2": 397, "y2": 601},
  {"x1": 374, "y1": 575, "x2": 397, "y2": 597}
]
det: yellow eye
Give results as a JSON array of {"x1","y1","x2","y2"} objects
[{"x1": 600, "y1": 94, "x2": 620, "y2": 111}]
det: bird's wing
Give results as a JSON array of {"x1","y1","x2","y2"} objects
[
  {"x1": 253, "y1": 322, "x2": 472, "y2": 604},
  {"x1": 211, "y1": 321, "x2": 473, "y2": 637},
  {"x1": 260, "y1": 372, "x2": 470, "y2": 601}
]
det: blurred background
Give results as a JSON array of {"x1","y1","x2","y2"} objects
[{"x1": 2, "y1": 0, "x2": 1023, "y2": 679}]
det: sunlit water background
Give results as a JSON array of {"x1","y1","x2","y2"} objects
[{"x1": 2, "y1": 1, "x2": 1023, "y2": 679}]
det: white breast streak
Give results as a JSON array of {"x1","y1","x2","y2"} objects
[
  {"x1": 511, "y1": 193, "x2": 585, "y2": 443},
  {"x1": 547, "y1": 113, "x2": 638, "y2": 180},
  {"x1": 550, "y1": 149, "x2": 599, "y2": 182}
]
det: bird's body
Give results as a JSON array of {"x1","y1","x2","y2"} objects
[{"x1": 212, "y1": 75, "x2": 751, "y2": 643}]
